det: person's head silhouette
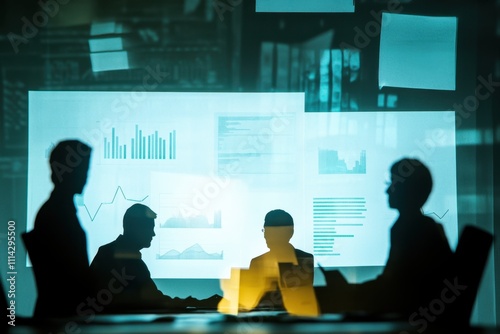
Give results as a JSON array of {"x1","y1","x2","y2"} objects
[
  {"x1": 49, "y1": 140, "x2": 92, "y2": 195},
  {"x1": 262, "y1": 209, "x2": 294, "y2": 250},
  {"x1": 386, "y1": 158, "x2": 432, "y2": 213},
  {"x1": 123, "y1": 204, "x2": 157, "y2": 250}
]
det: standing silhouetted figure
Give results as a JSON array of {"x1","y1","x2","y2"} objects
[
  {"x1": 23, "y1": 140, "x2": 92, "y2": 318},
  {"x1": 321, "y1": 158, "x2": 452, "y2": 315}
]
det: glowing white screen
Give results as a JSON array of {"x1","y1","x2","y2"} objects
[
  {"x1": 256, "y1": 0, "x2": 355, "y2": 12},
  {"x1": 27, "y1": 92, "x2": 458, "y2": 279}
]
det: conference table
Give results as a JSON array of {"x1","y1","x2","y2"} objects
[{"x1": 6, "y1": 311, "x2": 500, "y2": 334}]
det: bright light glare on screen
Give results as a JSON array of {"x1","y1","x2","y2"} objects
[{"x1": 27, "y1": 92, "x2": 457, "y2": 279}]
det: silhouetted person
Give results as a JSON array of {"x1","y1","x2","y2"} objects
[
  {"x1": 223, "y1": 209, "x2": 317, "y2": 315},
  {"x1": 321, "y1": 158, "x2": 452, "y2": 316},
  {"x1": 23, "y1": 140, "x2": 92, "y2": 318},
  {"x1": 89, "y1": 204, "x2": 220, "y2": 312}
]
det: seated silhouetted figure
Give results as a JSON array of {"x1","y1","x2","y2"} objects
[
  {"x1": 322, "y1": 158, "x2": 452, "y2": 316},
  {"x1": 90, "y1": 204, "x2": 220, "y2": 312},
  {"x1": 244, "y1": 209, "x2": 317, "y2": 315},
  {"x1": 23, "y1": 140, "x2": 93, "y2": 318}
]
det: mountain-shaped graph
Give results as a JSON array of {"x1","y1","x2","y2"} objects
[
  {"x1": 161, "y1": 211, "x2": 221, "y2": 228},
  {"x1": 157, "y1": 243, "x2": 223, "y2": 260},
  {"x1": 78, "y1": 186, "x2": 148, "y2": 221}
]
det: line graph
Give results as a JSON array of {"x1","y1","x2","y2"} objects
[
  {"x1": 78, "y1": 186, "x2": 149, "y2": 221},
  {"x1": 425, "y1": 209, "x2": 449, "y2": 220}
]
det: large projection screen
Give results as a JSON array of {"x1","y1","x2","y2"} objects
[{"x1": 27, "y1": 91, "x2": 458, "y2": 281}]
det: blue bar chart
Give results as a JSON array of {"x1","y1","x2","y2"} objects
[
  {"x1": 103, "y1": 125, "x2": 176, "y2": 160},
  {"x1": 312, "y1": 197, "x2": 366, "y2": 257},
  {"x1": 318, "y1": 149, "x2": 366, "y2": 174}
]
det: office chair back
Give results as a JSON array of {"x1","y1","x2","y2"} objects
[{"x1": 437, "y1": 225, "x2": 493, "y2": 326}]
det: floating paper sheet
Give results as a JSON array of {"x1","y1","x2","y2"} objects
[
  {"x1": 90, "y1": 51, "x2": 130, "y2": 72},
  {"x1": 379, "y1": 13, "x2": 457, "y2": 90},
  {"x1": 256, "y1": 0, "x2": 354, "y2": 13}
]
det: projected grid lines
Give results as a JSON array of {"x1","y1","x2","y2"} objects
[
  {"x1": 313, "y1": 197, "x2": 365, "y2": 256},
  {"x1": 103, "y1": 125, "x2": 176, "y2": 160}
]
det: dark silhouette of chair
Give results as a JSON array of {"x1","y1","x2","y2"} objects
[
  {"x1": 436, "y1": 225, "x2": 493, "y2": 327},
  {"x1": 316, "y1": 225, "x2": 493, "y2": 325}
]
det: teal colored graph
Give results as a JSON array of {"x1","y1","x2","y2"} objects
[
  {"x1": 157, "y1": 244, "x2": 223, "y2": 260},
  {"x1": 103, "y1": 125, "x2": 176, "y2": 160},
  {"x1": 318, "y1": 149, "x2": 366, "y2": 174},
  {"x1": 425, "y1": 209, "x2": 449, "y2": 220},
  {"x1": 78, "y1": 186, "x2": 149, "y2": 221}
]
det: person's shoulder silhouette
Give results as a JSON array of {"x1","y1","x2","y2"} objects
[
  {"x1": 90, "y1": 204, "x2": 221, "y2": 312},
  {"x1": 247, "y1": 209, "x2": 314, "y2": 311},
  {"x1": 90, "y1": 204, "x2": 162, "y2": 311},
  {"x1": 250, "y1": 209, "x2": 313, "y2": 271},
  {"x1": 359, "y1": 158, "x2": 452, "y2": 313},
  {"x1": 319, "y1": 158, "x2": 452, "y2": 315},
  {"x1": 384, "y1": 158, "x2": 451, "y2": 272},
  {"x1": 26, "y1": 140, "x2": 92, "y2": 318}
]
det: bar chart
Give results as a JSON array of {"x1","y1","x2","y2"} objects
[
  {"x1": 103, "y1": 125, "x2": 177, "y2": 160},
  {"x1": 318, "y1": 149, "x2": 366, "y2": 174},
  {"x1": 312, "y1": 197, "x2": 366, "y2": 257}
]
